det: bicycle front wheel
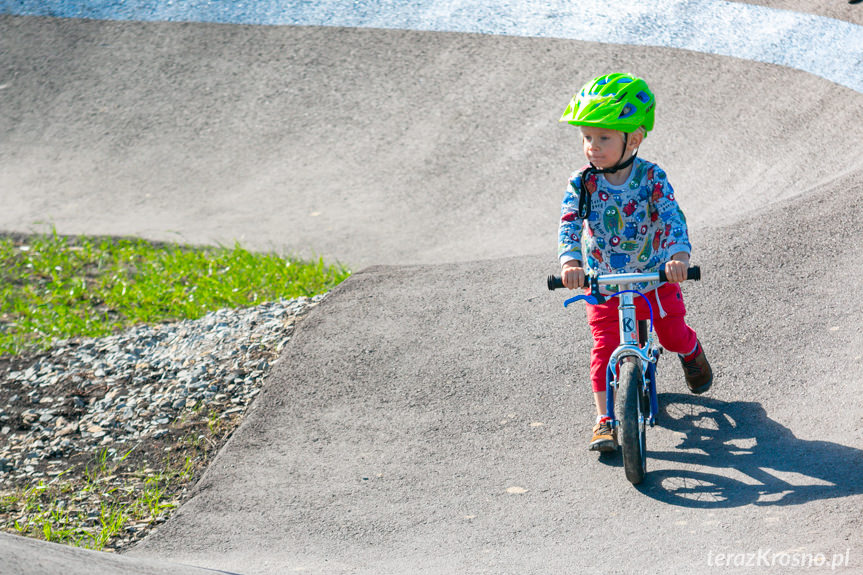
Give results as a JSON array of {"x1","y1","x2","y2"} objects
[{"x1": 618, "y1": 358, "x2": 647, "y2": 485}]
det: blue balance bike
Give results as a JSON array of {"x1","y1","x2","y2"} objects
[{"x1": 548, "y1": 266, "x2": 701, "y2": 484}]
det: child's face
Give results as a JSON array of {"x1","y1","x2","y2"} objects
[{"x1": 580, "y1": 126, "x2": 627, "y2": 169}]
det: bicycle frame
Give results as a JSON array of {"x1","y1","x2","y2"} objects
[
  {"x1": 563, "y1": 270, "x2": 664, "y2": 428},
  {"x1": 603, "y1": 287, "x2": 661, "y2": 428}
]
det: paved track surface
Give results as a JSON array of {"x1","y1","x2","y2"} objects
[
  {"x1": 3, "y1": 14, "x2": 863, "y2": 268},
  {"x1": 2, "y1": 3, "x2": 863, "y2": 573},
  {"x1": 128, "y1": 174, "x2": 863, "y2": 574},
  {"x1": 0, "y1": 530, "x2": 235, "y2": 575}
]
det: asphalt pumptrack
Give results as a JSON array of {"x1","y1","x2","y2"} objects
[{"x1": 1, "y1": 1, "x2": 863, "y2": 573}]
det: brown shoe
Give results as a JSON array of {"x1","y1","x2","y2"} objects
[
  {"x1": 589, "y1": 419, "x2": 618, "y2": 452},
  {"x1": 679, "y1": 341, "x2": 713, "y2": 394}
]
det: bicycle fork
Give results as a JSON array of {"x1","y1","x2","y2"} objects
[{"x1": 604, "y1": 290, "x2": 660, "y2": 427}]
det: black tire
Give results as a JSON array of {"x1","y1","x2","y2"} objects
[{"x1": 619, "y1": 358, "x2": 647, "y2": 485}]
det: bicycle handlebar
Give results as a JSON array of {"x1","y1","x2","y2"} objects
[{"x1": 547, "y1": 265, "x2": 701, "y2": 291}]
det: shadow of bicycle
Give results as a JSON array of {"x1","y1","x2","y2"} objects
[{"x1": 636, "y1": 393, "x2": 863, "y2": 508}]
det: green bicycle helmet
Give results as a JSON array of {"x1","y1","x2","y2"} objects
[{"x1": 560, "y1": 73, "x2": 655, "y2": 134}]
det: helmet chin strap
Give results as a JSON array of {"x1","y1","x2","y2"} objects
[{"x1": 577, "y1": 133, "x2": 638, "y2": 219}]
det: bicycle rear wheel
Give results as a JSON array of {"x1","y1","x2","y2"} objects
[{"x1": 618, "y1": 358, "x2": 647, "y2": 485}]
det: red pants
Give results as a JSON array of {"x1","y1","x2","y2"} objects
[{"x1": 585, "y1": 283, "x2": 698, "y2": 393}]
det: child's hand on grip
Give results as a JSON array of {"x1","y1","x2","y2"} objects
[
  {"x1": 561, "y1": 261, "x2": 585, "y2": 290},
  {"x1": 664, "y1": 258, "x2": 689, "y2": 283}
]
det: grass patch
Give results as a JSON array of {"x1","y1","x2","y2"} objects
[
  {"x1": 0, "y1": 230, "x2": 350, "y2": 355},
  {"x1": 1, "y1": 446, "x2": 195, "y2": 550},
  {"x1": 0, "y1": 412, "x2": 245, "y2": 551}
]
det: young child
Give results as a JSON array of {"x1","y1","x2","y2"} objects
[{"x1": 557, "y1": 73, "x2": 713, "y2": 452}]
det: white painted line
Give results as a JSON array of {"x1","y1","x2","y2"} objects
[{"x1": 4, "y1": 0, "x2": 862, "y2": 93}]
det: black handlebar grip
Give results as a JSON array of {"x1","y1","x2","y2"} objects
[
  {"x1": 658, "y1": 265, "x2": 701, "y2": 283},
  {"x1": 547, "y1": 274, "x2": 591, "y2": 290},
  {"x1": 688, "y1": 265, "x2": 701, "y2": 281},
  {"x1": 547, "y1": 275, "x2": 565, "y2": 290}
]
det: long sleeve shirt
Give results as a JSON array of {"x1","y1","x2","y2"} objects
[{"x1": 558, "y1": 157, "x2": 691, "y2": 293}]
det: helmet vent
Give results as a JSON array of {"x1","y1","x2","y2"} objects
[
  {"x1": 636, "y1": 91, "x2": 652, "y2": 103},
  {"x1": 618, "y1": 103, "x2": 636, "y2": 119}
]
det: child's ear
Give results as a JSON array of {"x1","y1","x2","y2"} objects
[{"x1": 628, "y1": 130, "x2": 645, "y2": 151}]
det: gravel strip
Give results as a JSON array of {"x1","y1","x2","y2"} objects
[
  {"x1": 0, "y1": 294, "x2": 323, "y2": 548},
  {"x1": 0, "y1": 294, "x2": 322, "y2": 481}
]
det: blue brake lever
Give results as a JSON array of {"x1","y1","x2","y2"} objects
[
  {"x1": 564, "y1": 294, "x2": 600, "y2": 307},
  {"x1": 564, "y1": 273, "x2": 608, "y2": 307}
]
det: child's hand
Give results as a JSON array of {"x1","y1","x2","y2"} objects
[
  {"x1": 664, "y1": 259, "x2": 689, "y2": 283},
  {"x1": 561, "y1": 261, "x2": 585, "y2": 290}
]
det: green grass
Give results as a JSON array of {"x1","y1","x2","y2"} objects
[
  {"x1": 0, "y1": 230, "x2": 350, "y2": 356},
  {"x1": 0, "y1": 450, "x2": 191, "y2": 550}
]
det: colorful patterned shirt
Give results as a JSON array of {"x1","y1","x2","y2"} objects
[{"x1": 558, "y1": 157, "x2": 691, "y2": 293}]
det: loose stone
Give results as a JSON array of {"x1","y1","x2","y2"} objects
[{"x1": 0, "y1": 295, "x2": 324, "y2": 486}]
